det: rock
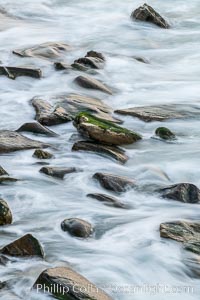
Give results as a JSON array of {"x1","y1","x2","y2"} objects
[
  {"x1": 131, "y1": 3, "x2": 170, "y2": 29},
  {"x1": 73, "y1": 51, "x2": 105, "y2": 70},
  {"x1": 93, "y1": 173, "x2": 136, "y2": 193},
  {"x1": 155, "y1": 127, "x2": 176, "y2": 140},
  {"x1": 31, "y1": 98, "x2": 72, "y2": 126},
  {"x1": 72, "y1": 141, "x2": 128, "y2": 164},
  {"x1": 58, "y1": 94, "x2": 121, "y2": 123},
  {"x1": 0, "y1": 177, "x2": 18, "y2": 184},
  {"x1": 0, "y1": 234, "x2": 44, "y2": 258},
  {"x1": 0, "y1": 166, "x2": 8, "y2": 176},
  {"x1": 61, "y1": 218, "x2": 93, "y2": 238},
  {"x1": 54, "y1": 62, "x2": 73, "y2": 71},
  {"x1": 184, "y1": 241, "x2": 200, "y2": 256},
  {"x1": 0, "y1": 66, "x2": 42, "y2": 79},
  {"x1": 74, "y1": 75, "x2": 112, "y2": 95},
  {"x1": 40, "y1": 167, "x2": 78, "y2": 179},
  {"x1": 33, "y1": 149, "x2": 54, "y2": 159},
  {"x1": 13, "y1": 42, "x2": 71, "y2": 61},
  {"x1": 0, "y1": 130, "x2": 48, "y2": 153},
  {"x1": 73, "y1": 112, "x2": 141, "y2": 145},
  {"x1": 33, "y1": 266, "x2": 112, "y2": 300},
  {"x1": 0, "y1": 199, "x2": 12, "y2": 225},
  {"x1": 133, "y1": 56, "x2": 150, "y2": 64},
  {"x1": 159, "y1": 183, "x2": 200, "y2": 203},
  {"x1": 17, "y1": 122, "x2": 58, "y2": 137},
  {"x1": 115, "y1": 104, "x2": 200, "y2": 122},
  {"x1": 87, "y1": 193, "x2": 127, "y2": 208}
]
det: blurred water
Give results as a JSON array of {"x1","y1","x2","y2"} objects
[{"x1": 0, "y1": 0, "x2": 200, "y2": 299}]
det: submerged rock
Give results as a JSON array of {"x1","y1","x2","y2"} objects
[
  {"x1": 0, "y1": 66, "x2": 42, "y2": 79},
  {"x1": 87, "y1": 193, "x2": 127, "y2": 208},
  {"x1": 73, "y1": 112, "x2": 141, "y2": 146},
  {"x1": 133, "y1": 56, "x2": 150, "y2": 64},
  {"x1": 155, "y1": 127, "x2": 176, "y2": 140},
  {"x1": 159, "y1": 183, "x2": 200, "y2": 203},
  {"x1": 32, "y1": 98, "x2": 72, "y2": 126},
  {"x1": 54, "y1": 62, "x2": 72, "y2": 71},
  {"x1": 0, "y1": 199, "x2": 12, "y2": 225},
  {"x1": 61, "y1": 218, "x2": 93, "y2": 238},
  {"x1": 93, "y1": 173, "x2": 136, "y2": 193},
  {"x1": 33, "y1": 266, "x2": 112, "y2": 300},
  {"x1": 73, "y1": 51, "x2": 105, "y2": 70},
  {"x1": 131, "y1": 3, "x2": 170, "y2": 29},
  {"x1": 0, "y1": 234, "x2": 44, "y2": 258},
  {"x1": 115, "y1": 104, "x2": 200, "y2": 122},
  {"x1": 0, "y1": 130, "x2": 48, "y2": 153},
  {"x1": 13, "y1": 42, "x2": 71, "y2": 61},
  {"x1": 72, "y1": 141, "x2": 128, "y2": 164},
  {"x1": 0, "y1": 177, "x2": 18, "y2": 184},
  {"x1": 74, "y1": 75, "x2": 112, "y2": 95},
  {"x1": 0, "y1": 166, "x2": 8, "y2": 176},
  {"x1": 17, "y1": 122, "x2": 58, "y2": 137},
  {"x1": 40, "y1": 167, "x2": 78, "y2": 179},
  {"x1": 33, "y1": 149, "x2": 54, "y2": 159}
]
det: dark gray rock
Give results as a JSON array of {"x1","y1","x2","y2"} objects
[
  {"x1": 33, "y1": 266, "x2": 112, "y2": 300},
  {"x1": 54, "y1": 62, "x2": 72, "y2": 71},
  {"x1": 40, "y1": 167, "x2": 78, "y2": 179},
  {"x1": 61, "y1": 218, "x2": 93, "y2": 238},
  {"x1": 17, "y1": 122, "x2": 58, "y2": 137},
  {"x1": 0, "y1": 130, "x2": 48, "y2": 153},
  {"x1": 0, "y1": 199, "x2": 12, "y2": 225},
  {"x1": 74, "y1": 75, "x2": 112, "y2": 95},
  {"x1": 0, "y1": 66, "x2": 42, "y2": 79},
  {"x1": 131, "y1": 3, "x2": 170, "y2": 29},
  {"x1": 133, "y1": 56, "x2": 150, "y2": 64},
  {"x1": 74, "y1": 52, "x2": 105, "y2": 70},
  {"x1": 93, "y1": 173, "x2": 136, "y2": 193},
  {"x1": 87, "y1": 193, "x2": 127, "y2": 208},
  {"x1": 155, "y1": 127, "x2": 176, "y2": 140},
  {"x1": 159, "y1": 183, "x2": 200, "y2": 203},
  {"x1": 33, "y1": 149, "x2": 54, "y2": 159},
  {"x1": 0, "y1": 166, "x2": 8, "y2": 176},
  {"x1": 0, "y1": 234, "x2": 44, "y2": 258},
  {"x1": 72, "y1": 141, "x2": 128, "y2": 164}
]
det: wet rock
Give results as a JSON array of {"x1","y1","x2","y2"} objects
[
  {"x1": 72, "y1": 141, "x2": 128, "y2": 164},
  {"x1": 87, "y1": 193, "x2": 127, "y2": 208},
  {"x1": 73, "y1": 51, "x2": 105, "y2": 70},
  {"x1": 131, "y1": 3, "x2": 170, "y2": 29},
  {"x1": 0, "y1": 66, "x2": 42, "y2": 79},
  {"x1": 155, "y1": 127, "x2": 176, "y2": 140},
  {"x1": 133, "y1": 56, "x2": 150, "y2": 64},
  {"x1": 73, "y1": 112, "x2": 141, "y2": 145},
  {"x1": 54, "y1": 62, "x2": 72, "y2": 71},
  {"x1": 74, "y1": 75, "x2": 112, "y2": 95},
  {"x1": 0, "y1": 199, "x2": 12, "y2": 225},
  {"x1": 159, "y1": 183, "x2": 200, "y2": 203},
  {"x1": 184, "y1": 241, "x2": 200, "y2": 256},
  {"x1": 0, "y1": 130, "x2": 48, "y2": 153},
  {"x1": 32, "y1": 98, "x2": 72, "y2": 126},
  {"x1": 58, "y1": 94, "x2": 121, "y2": 123},
  {"x1": 40, "y1": 167, "x2": 78, "y2": 179},
  {"x1": 33, "y1": 149, "x2": 54, "y2": 159},
  {"x1": 13, "y1": 42, "x2": 71, "y2": 61},
  {"x1": 115, "y1": 104, "x2": 200, "y2": 122},
  {"x1": 17, "y1": 122, "x2": 58, "y2": 137},
  {"x1": 61, "y1": 218, "x2": 93, "y2": 238},
  {"x1": 0, "y1": 166, "x2": 8, "y2": 176},
  {"x1": 0, "y1": 177, "x2": 18, "y2": 184},
  {"x1": 34, "y1": 266, "x2": 112, "y2": 300},
  {"x1": 93, "y1": 173, "x2": 136, "y2": 193},
  {"x1": 0, "y1": 234, "x2": 44, "y2": 258}
]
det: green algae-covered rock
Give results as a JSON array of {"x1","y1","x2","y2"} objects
[
  {"x1": 74, "y1": 112, "x2": 142, "y2": 145},
  {"x1": 0, "y1": 199, "x2": 12, "y2": 225},
  {"x1": 155, "y1": 127, "x2": 176, "y2": 140}
]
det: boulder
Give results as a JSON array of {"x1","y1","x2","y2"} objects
[
  {"x1": 155, "y1": 127, "x2": 176, "y2": 140},
  {"x1": 33, "y1": 149, "x2": 54, "y2": 159},
  {"x1": 131, "y1": 3, "x2": 170, "y2": 29},
  {"x1": 93, "y1": 173, "x2": 136, "y2": 193},
  {"x1": 40, "y1": 167, "x2": 78, "y2": 179},
  {"x1": 73, "y1": 112, "x2": 141, "y2": 145},
  {"x1": 17, "y1": 122, "x2": 58, "y2": 137},
  {"x1": 0, "y1": 199, "x2": 12, "y2": 225},
  {"x1": 87, "y1": 193, "x2": 127, "y2": 208},
  {"x1": 74, "y1": 75, "x2": 112, "y2": 95},
  {"x1": 31, "y1": 98, "x2": 72, "y2": 126},
  {"x1": 13, "y1": 42, "x2": 71, "y2": 61},
  {"x1": 0, "y1": 234, "x2": 44, "y2": 258},
  {"x1": 0, "y1": 166, "x2": 8, "y2": 176},
  {"x1": 61, "y1": 218, "x2": 93, "y2": 238},
  {"x1": 115, "y1": 104, "x2": 200, "y2": 122},
  {"x1": 0, "y1": 130, "x2": 48, "y2": 153},
  {"x1": 72, "y1": 141, "x2": 128, "y2": 164},
  {"x1": 159, "y1": 183, "x2": 200, "y2": 203},
  {"x1": 0, "y1": 66, "x2": 42, "y2": 79},
  {"x1": 33, "y1": 266, "x2": 112, "y2": 300}
]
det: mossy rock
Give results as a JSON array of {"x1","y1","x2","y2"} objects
[
  {"x1": 155, "y1": 127, "x2": 176, "y2": 140},
  {"x1": 33, "y1": 149, "x2": 54, "y2": 159},
  {"x1": 0, "y1": 199, "x2": 12, "y2": 225},
  {"x1": 74, "y1": 112, "x2": 142, "y2": 145}
]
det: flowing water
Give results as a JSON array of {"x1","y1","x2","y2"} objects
[{"x1": 0, "y1": 0, "x2": 200, "y2": 299}]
